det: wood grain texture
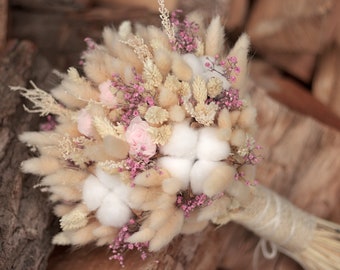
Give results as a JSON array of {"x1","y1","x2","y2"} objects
[
  {"x1": 0, "y1": 0, "x2": 7, "y2": 51},
  {"x1": 0, "y1": 40, "x2": 56, "y2": 270}
]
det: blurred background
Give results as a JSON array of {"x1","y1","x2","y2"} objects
[{"x1": 1, "y1": 0, "x2": 340, "y2": 270}]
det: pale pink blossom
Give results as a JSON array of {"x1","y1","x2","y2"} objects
[
  {"x1": 99, "y1": 80, "x2": 116, "y2": 108},
  {"x1": 77, "y1": 109, "x2": 93, "y2": 137},
  {"x1": 125, "y1": 117, "x2": 156, "y2": 158}
]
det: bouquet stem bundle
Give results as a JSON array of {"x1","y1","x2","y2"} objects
[{"x1": 223, "y1": 179, "x2": 340, "y2": 270}]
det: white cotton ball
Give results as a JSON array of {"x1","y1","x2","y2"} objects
[
  {"x1": 95, "y1": 168, "x2": 122, "y2": 191},
  {"x1": 82, "y1": 175, "x2": 109, "y2": 211},
  {"x1": 157, "y1": 157, "x2": 193, "y2": 188},
  {"x1": 190, "y1": 160, "x2": 222, "y2": 194},
  {"x1": 113, "y1": 182, "x2": 132, "y2": 206},
  {"x1": 160, "y1": 121, "x2": 198, "y2": 159},
  {"x1": 196, "y1": 127, "x2": 230, "y2": 161},
  {"x1": 182, "y1": 53, "x2": 205, "y2": 78},
  {"x1": 96, "y1": 193, "x2": 131, "y2": 227}
]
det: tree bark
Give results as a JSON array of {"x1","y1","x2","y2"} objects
[{"x1": 0, "y1": 40, "x2": 56, "y2": 270}]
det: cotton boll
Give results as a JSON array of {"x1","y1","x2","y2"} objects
[
  {"x1": 190, "y1": 160, "x2": 222, "y2": 194},
  {"x1": 127, "y1": 228, "x2": 156, "y2": 244},
  {"x1": 172, "y1": 54, "x2": 193, "y2": 82},
  {"x1": 149, "y1": 209, "x2": 184, "y2": 252},
  {"x1": 168, "y1": 105, "x2": 186, "y2": 122},
  {"x1": 203, "y1": 164, "x2": 236, "y2": 197},
  {"x1": 96, "y1": 193, "x2": 131, "y2": 227},
  {"x1": 157, "y1": 157, "x2": 193, "y2": 188},
  {"x1": 162, "y1": 178, "x2": 183, "y2": 195},
  {"x1": 197, "y1": 196, "x2": 232, "y2": 221},
  {"x1": 238, "y1": 106, "x2": 257, "y2": 129},
  {"x1": 113, "y1": 182, "x2": 132, "y2": 206},
  {"x1": 196, "y1": 127, "x2": 230, "y2": 161},
  {"x1": 160, "y1": 121, "x2": 198, "y2": 159},
  {"x1": 95, "y1": 167, "x2": 122, "y2": 190},
  {"x1": 182, "y1": 53, "x2": 205, "y2": 77},
  {"x1": 21, "y1": 156, "x2": 62, "y2": 175},
  {"x1": 82, "y1": 174, "x2": 109, "y2": 211},
  {"x1": 230, "y1": 129, "x2": 246, "y2": 147}
]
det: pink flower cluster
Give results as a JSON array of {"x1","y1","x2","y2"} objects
[
  {"x1": 170, "y1": 10, "x2": 199, "y2": 53},
  {"x1": 204, "y1": 55, "x2": 240, "y2": 83},
  {"x1": 109, "y1": 219, "x2": 149, "y2": 267},
  {"x1": 176, "y1": 193, "x2": 212, "y2": 218},
  {"x1": 211, "y1": 87, "x2": 243, "y2": 111},
  {"x1": 244, "y1": 140, "x2": 262, "y2": 165},
  {"x1": 111, "y1": 73, "x2": 154, "y2": 127}
]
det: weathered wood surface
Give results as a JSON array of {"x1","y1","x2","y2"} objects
[
  {"x1": 0, "y1": 40, "x2": 56, "y2": 270},
  {"x1": 0, "y1": 0, "x2": 7, "y2": 51}
]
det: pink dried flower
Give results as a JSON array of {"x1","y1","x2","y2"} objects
[
  {"x1": 176, "y1": 192, "x2": 213, "y2": 217},
  {"x1": 125, "y1": 117, "x2": 156, "y2": 158},
  {"x1": 204, "y1": 55, "x2": 240, "y2": 84},
  {"x1": 39, "y1": 115, "x2": 56, "y2": 131},
  {"x1": 109, "y1": 218, "x2": 149, "y2": 267},
  {"x1": 77, "y1": 109, "x2": 93, "y2": 137},
  {"x1": 208, "y1": 87, "x2": 243, "y2": 111},
  {"x1": 99, "y1": 80, "x2": 117, "y2": 108}
]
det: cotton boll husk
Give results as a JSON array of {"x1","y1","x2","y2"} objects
[
  {"x1": 93, "y1": 225, "x2": 118, "y2": 238},
  {"x1": 95, "y1": 167, "x2": 123, "y2": 191},
  {"x1": 51, "y1": 85, "x2": 86, "y2": 109},
  {"x1": 96, "y1": 193, "x2": 131, "y2": 227},
  {"x1": 82, "y1": 174, "x2": 109, "y2": 211},
  {"x1": 181, "y1": 211, "x2": 209, "y2": 234},
  {"x1": 160, "y1": 121, "x2": 198, "y2": 159},
  {"x1": 227, "y1": 34, "x2": 250, "y2": 93},
  {"x1": 149, "y1": 209, "x2": 184, "y2": 252},
  {"x1": 190, "y1": 160, "x2": 222, "y2": 194},
  {"x1": 197, "y1": 196, "x2": 232, "y2": 221},
  {"x1": 171, "y1": 54, "x2": 193, "y2": 82},
  {"x1": 127, "y1": 228, "x2": 155, "y2": 244},
  {"x1": 53, "y1": 204, "x2": 75, "y2": 217},
  {"x1": 230, "y1": 129, "x2": 246, "y2": 147},
  {"x1": 103, "y1": 136, "x2": 129, "y2": 160},
  {"x1": 158, "y1": 86, "x2": 179, "y2": 108},
  {"x1": 230, "y1": 110, "x2": 240, "y2": 126},
  {"x1": 21, "y1": 156, "x2": 62, "y2": 175},
  {"x1": 157, "y1": 157, "x2": 193, "y2": 188},
  {"x1": 134, "y1": 168, "x2": 169, "y2": 187},
  {"x1": 168, "y1": 105, "x2": 186, "y2": 122},
  {"x1": 19, "y1": 131, "x2": 61, "y2": 147},
  {"x1": 203, "y1": 164, "x2": 236, "y2": 197},
  {"x1": 40, "y1": 169, "x2": 88, "y2": 187},
  {"x1": 162, "y1": 177, "x2": 183, "y2": 195},
  {"x1": 238, "y1": 106, "x2": 257, "y2": 129},
  {"x1": 69, "y1": 221, "x2": 100, "y2": 245},
  {"x1": 154, "y1": 49, "x2": 172, "y2": 76},
  {"x1": 239, "y1": 165, "x2": 256, "y2": 181},
  {"x1": 49, "y1": 185, "x2": 82, "y2": 202},
  {"x1": 196, "y1": 127, "x2": 230, "y2": 161},
  {"x1": 128, "y1": 186, "x2": 162, "y2": 210},
  {"x1": 217, "y1": 109, "x2": 232, "y2": 130},
  {"x1": 205, "y1": 16, "x2": 224, "y2": 57}
]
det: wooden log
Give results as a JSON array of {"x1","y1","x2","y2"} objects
[
  {"x1": 0, "y1": 40, "x2": 56, "y2": 270},
  {"x1": 9, "y1": 0, "x2": 92, "y2": 12},
  {"x1": 312, "y1": 44, "x2": 340, "y2": 118},
  {"x1": 94, "y1": 0, "x2": 178, "y2": 12},
  {"x1": 0, "y1": 0, "x2": 7, "y2": 51},
  {"x1": 246, "y1": 0, "x2": 336, "y2": 83}
]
